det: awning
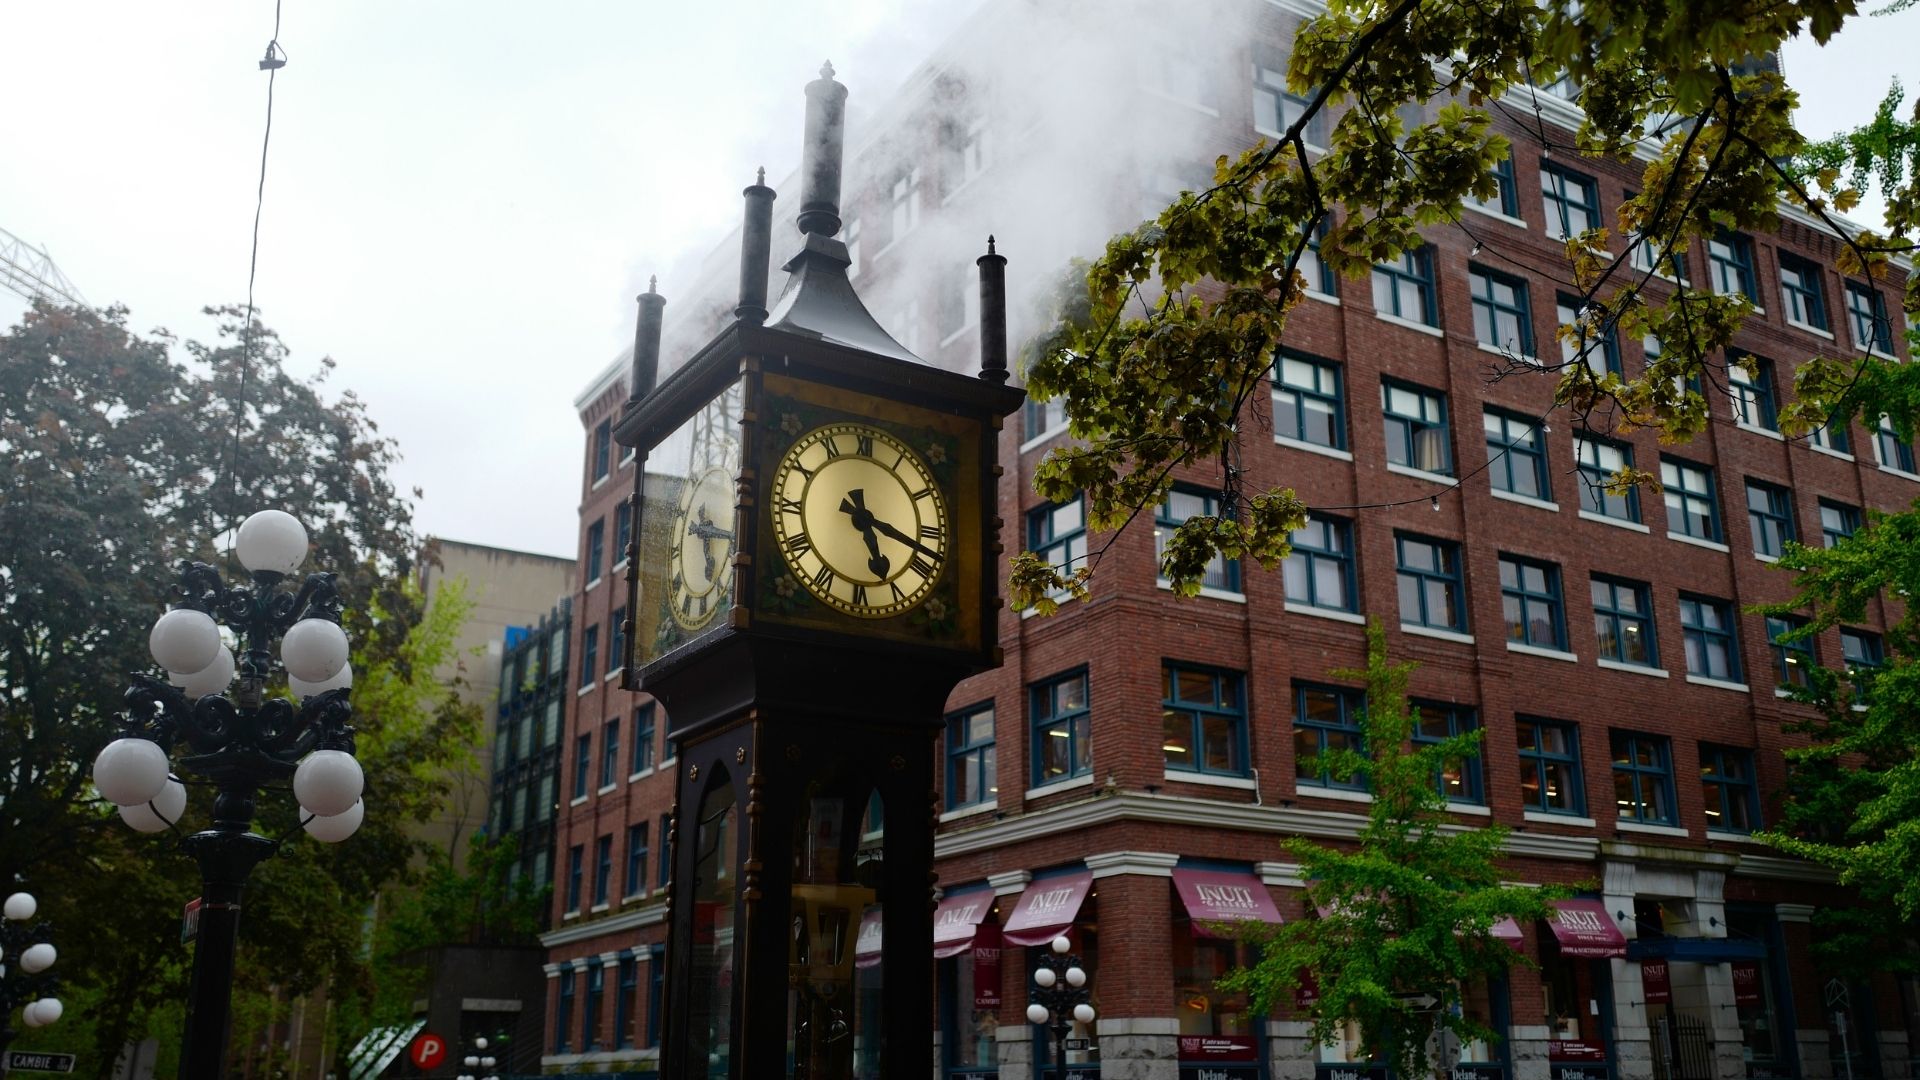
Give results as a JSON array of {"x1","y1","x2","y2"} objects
[
  {"x1": 933, "y1": 889, "x2": 996, "y2": 958},
  {"x1": 1002, "y1": 870, "x2": 1093, "y2": 947},
  {"x1": 345, "y1": 1018, "x2": 425, "y2": 1080},
  {"x1": 1492, "y1": 916, "x2": 1524, "y2": 950},
  {"x1": 1626, "y1": 936, "x2": 1767, "y2": 963},
  {"x1": 1545, "y1": 899, "x2": 1628, "y2": 958},
  {"x1": 854, "y1": 908, "x2": 884, "y2": 969},
  {"x1": 1172, "y1": 867, "x2": 1282, "y2": 936}
]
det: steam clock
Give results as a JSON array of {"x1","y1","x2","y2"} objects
[{"x1": 613, "y1": 64, "x2": 1022, "y2": 1080}]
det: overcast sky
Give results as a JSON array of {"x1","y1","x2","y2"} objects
[{"x1": 2, "y1": 2, "x2": 1913, "y2": 560}]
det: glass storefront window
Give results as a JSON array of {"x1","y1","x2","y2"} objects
[
  {"x1": 1171, "y1": 917, "x2": 1254, "y2": 1036},
  {"x1": 1455, "y1": 977, "x2": 1497, "y2": 1063},
  {"x1": 945, "y1": 954, "x2": 999, "y2": 1070},
  {"x1": 1542, "y1": 957, "x2": 1585, "y2": 1042},
  {"x1": 1317, "y1": 1018, "x2": 1370, "y2": 1064}
]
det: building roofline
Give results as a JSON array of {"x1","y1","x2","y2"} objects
[{"x1": 424, "y1": 535, "x2": 575, "y2": 564}]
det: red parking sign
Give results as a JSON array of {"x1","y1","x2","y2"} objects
[{"x1": 408, "y1": 1031, "x2": 447, "y2": 1071}]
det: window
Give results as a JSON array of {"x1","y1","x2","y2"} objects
[
  {"x1": 1273, "y1": 354, "x2": 1346, "y2": 450},
  {"x1": 1728, "y1": 354, "x2": 1779, "y2": 430},
  {"x1": 1875, "y1": 417, "x2": 1917, "y2": 473},
  {"x1": 613, "y1": 505, "x2": 632, "y2": 567},
  {"x1": 1661, "y1": 458, "x2": 1722, "y2": 542},
  {"x1": 580, "y1": 625, "x2": 599, "y2": 687},
  {"x1": 625, "y1": 822, "x2": 649, "y2": 896},
  {"x1": 1284, "y1": 516, "x2": 1357, "y2": 613},
  {"x1": 608, "y1": 608, "x2": 625, "y2": 675},
  {"x1": 593, "y1": 419, "x2": 612, "y2": 482},
  {"x1": 1810, "y1": 415, "x2": 1852, "y2": 455},
  {"x1": 890, "y1": 168, "x2": 922, "y2": 241},
  {"x1": 1820, "y1": 500, "x2": 1862, "y2": 547},
  {"x1": 566, "y1": 844, "x2": 584, "y2": 912},
  {"x1": 1294, "y1": 684, "x2": 1365, "y2": 790},
  {"x1": 584, "y1": 964, "x2": 604, "y2": 1051},
  {"x1": 1591, "y1": 576, "x2": 1658, "y2": 667},
  {"x1": 1700, "y1": 745, "x2": 1759, "y2": 833},
  {"x1": 1575, "y1": 436, "x2": 1639, "y2": 522},
  {"x1": 1627, "y1": 199, "x2": 1690, "y2": 281},
  {"x1": 600, "y1": 720, "x2": 620, "y2": 788},
  {"x1": 1541, "y1": 165, "x2": 1600, "y2": 240},
  {"x1": 1253, "y1": 53, "x2": 1327, "y2": 146},
  {"x1": 573, "y1": 733, "x2": 592, "y2": 799},
  {"x1": 661, "y1": 724, "x2": 675, "y2": 762},
  {"x1": 656, "y1": 813, "x2": 671, "y2": 887},
  {"x1": 946, "y1": 703, "x2": 997, "y2": 810},
  {"x1": 1470, "y1": 267, "x2": 1533, "y2": 354},
  {"x1": 594, "y1": 833, "x2": 613, "y2": 906},
  {"x1": 1396, "y1": 534, "x2": 1467, "y2": 632},
  {"x1": 1156, "y1": 486, "x2": 1239, "y2": 593},
  {"x1": 646, "y1": 945, "x2": 666, "y2": 1046},
  {"x1": 1767, "y1": 615, "x2": 1814, "y2": 689},
  {"x1": 1517, "y1": 718, "x2": 1584, "y2": 814},
  {"x1": 617, "y1": 955, "x2": 638, "y2": 1049},
  {"x1": 1163, "y1": 664, "x2": 1248, "y2": 776},
  {"x1": 1025, "y1": 396, "x2": 1067, "y2": 440},
  {"x1": 632, "y1": 705, "x2": 656, "y2": 774},
  {"x1": 1300, "y1": 219, "x2": 1337, "y2": 296},
  {"x1": 1778, "y1": 253, "x2": 1829, "y2": 330},
  {"x1": 1028, "y1": 497, "x2": 1089, "y2": 596},
  {"x1": 1372, "y1": 248, "x2": 1437, "y2": 325},
  {"x1": 1485, "y1": 410, "x2": 1550, "y2": 501},
  {"x1": 1708, "y1": 231, "x2": 1759, "y2": 302},
  {"x1": 959, "y1": 115, "x2": 990, "y2": 184},
  {"x1": 1745, "y1": 481, "x2": 1795, "y2": 558},
  {"x1": 1412, "y1": 702, "x2": 1482, "y2": 803},
  {"x1": 1610, "y1": 732, "x2": 1676, "y2": 824},
  {"x1": 1465, "y1": 154, "x2": 1519, "y2": 217},
  {"x1": 1500, "y1": 555, "x2": 1566, "y2": 650},
  {"x1": 556, "y1": 968, "x2": 576, "y2": 1053},
  {"x1": 1031, "y1": 670, "x2": 1091, "y2": 785},
  {"x1": 1557, "y1": 296, "x2": 1621, "y2": 376},
  {"x1": 1846, "y1": 282, "x2": 1893, "y2": 354},
  {"x1": 1679, "y1": 594, "x2": 1742, "y2": 682},
  {"x1": 1382, "y1": 380, "x2": 1452, "y2": 475},
  {"x1": 1842, "y1": 628, "x2": 1884, "y2": 689},
  {"x1": 585, "y1": 519, "x2": 605, "y2": 583}
]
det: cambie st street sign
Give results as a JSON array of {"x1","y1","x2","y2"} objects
[{"x1": 5, "y1": 1051, "x2": 78, "y2": 1073}]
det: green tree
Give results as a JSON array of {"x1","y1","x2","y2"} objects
[
  {"x1": 0, "y1": 301, "x2": 473, "y2": 1077},
  {"x1": 1223, "y1": 623, "x2": 1563, "y2": 1080}
]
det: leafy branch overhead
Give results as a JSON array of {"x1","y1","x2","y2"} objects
[{"x1": 1011, "y1": 0, "x2": 1920, "y2": 608}]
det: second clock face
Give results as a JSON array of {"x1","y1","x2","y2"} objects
[
  {"x1": 770, "y1": 422, "x2": 949, "y2": 618},
  {"x1": 668, "y1": 464, "x2": 736, "y2": 630}
]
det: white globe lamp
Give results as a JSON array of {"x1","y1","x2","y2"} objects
[
  {"x1": 235, "y1": 510, "x2": 309, "y2": 575},
  {"x1": 1034, "y1": 966, "x2": 1056, "y2": 988},
  {"x1": 288, "y1": 661, "x2": 353, "y2": 700},
  {"x1": 303, "y1": 798, "x2": 365, "y2": 843},
  {"x1": 474, "y1": 1038, "x2": 488, "y2": 1051},
  {"x1": 1051, "y1": 935, "x2": 1071, "y2": 954},
  {"x1": 1065, "y1": 965, "x2": 1087, "y2": 988},
  {"x1": 281, "y1": 618, "x2": 349, "y2": 682},
  {"x1": 20, "y1": 942, "x2": 56, "y2": 974},
  {"x1": 30, "y1": 998, "x2": 63, "y2": 1025},
  {"x1": 1026, "y1": 1003, "x2": 1050, "y2": 1025},
  {"x1": 94, "y1": 738, "x2": 171, "y2": 807},
  {"x1": 464, "y1": 1056, "x2": 480, "y2": 1068},
  {"x1": 170, "y1": 647, "x2": 236, "y2": 699},
  {"x1": 150, "y1": 608, "x2": 221, "y2": 674},
  {"x1": 293, "y1": 750, "x2": 363, "y2": 817},
  {"x1": 1073, "y1": 1003, "x2": 1096, "y2": 1024},
  {"x1": 3, "y1": 892, "x2": 36, "y2": 921},
  {"x1": 119, "y1": 778, "x2": 188, "y2": 833}
]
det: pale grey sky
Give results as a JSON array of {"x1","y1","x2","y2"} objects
[{"x1": 1, "y1": 2, "x2": 1912, "y2": 560}]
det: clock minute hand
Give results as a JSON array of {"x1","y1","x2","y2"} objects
[
  {"x1": 836, "y1": 489, "x2": 891, "y2": 577},
  {"x1": 866, "y1": 515, "x2": 941, "y2": 561}
]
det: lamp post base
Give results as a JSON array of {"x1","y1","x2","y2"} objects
[{"x1": 179, "y1": 823, "x2": 277, "y2": 1080}]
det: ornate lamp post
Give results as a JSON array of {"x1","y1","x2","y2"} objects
[
  {"x1": 0, "y1": 891, "x2": 62, "y2": 1059},
  {"x1": 97, "y1": 509, "x2": 367, "y2": 1079},
  {"x1": 1025, "y1": 935, "x2": 1095, "y2": 1080},
  {"x1": 455, "y1": 1032, "x2": 504, "y2": 1080}
]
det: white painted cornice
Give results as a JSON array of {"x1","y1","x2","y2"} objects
[{"x1": 539, "y1": 902, "x2": 667, "y2": 949}]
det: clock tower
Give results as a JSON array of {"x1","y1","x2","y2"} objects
[{"x1": 612, "y1": 63, "x2": 1022, "y2": 1080}]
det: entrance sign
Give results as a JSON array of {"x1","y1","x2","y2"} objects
[{"x1": 1180, "y1": 1035, "x2": 1258, "y2": 1080}]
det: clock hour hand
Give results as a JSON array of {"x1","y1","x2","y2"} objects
[
  {"x1": 865, "y1": 514, "x2": 941, "y2": 561},
  {"x1": 837, "y1": 489, "x2": 891, "y2": 577}
]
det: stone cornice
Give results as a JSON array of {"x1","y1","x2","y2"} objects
[{"x1": 539, "y1": 901, "x2": 667, "y2": 950}]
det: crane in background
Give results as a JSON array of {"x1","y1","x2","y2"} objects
[{"x1": 0, "y1": 226, "x2": 86, "y2": 307}]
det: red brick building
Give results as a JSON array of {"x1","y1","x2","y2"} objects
[{"x1": 539, "y1": 3, "x2": 1919, "y2": 1079}]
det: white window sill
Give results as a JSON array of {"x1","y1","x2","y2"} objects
[
  {"x1": 1490, "y1": 489, "x2": 1560, "y2": 512},
  {"x1": 1507, "y1": 641, "x2": 1578, "y2": 663},
  {"x1": 1785, "y1": 318, "x2": 1835, "y2": 340},
  {"x1": 577, "y1": 684, "x2": 596, "y2": 697},
  {"x1": 1402, "y1": 623, "x2": 1474, "y2": 645},
  {"x1": 1449, "y1": 802, "x2": 1493, "y2": 816},
  {"x1": 1668, "y1": 533, "x2": 1730, "y2": 553},
  {"x1": 1736, "y1": 421, "x2": 1786, "y2": 442},
  {"x1": 940, "y1": 801, "x2": 999, "y2": 823},
  {"x1": 1025, "y1": 773, "x2": 1095, "y2": 800},
  {"x1": 1597, "y1": 658, "x2": 1669, "y2": 678},
  {"x1": 570, "y1": 795, "x2": 589, "y2": 807},
  {"x1": 1462, "y1": 204, "x2": 1527, "y2": 229},
  {"x1": 590, "y1": 903, "x2": 611, "y2": 913},
  {"x1": 1298, "y1": 786, "x2": 1373, "y2": 803},
  {"x1": 1386, "y1": 462, "x2": 1459, "y2": 486},
  {"x1": 1808, "y1": 443, "x2": 1855, "y2": 462},
  {"x1": 1144, "y1": 87, "x2": 1220, "y2": 116},
  {"x1": 1755, "y1": 552, "x2": 1780, "y2": 565},
  {"x1": 1864, "y1": 346, "x2": 1900, "y2": 362},
  {"x1": 1165, "y1": 770, "x2": 1258, "y2": 790},
  {"x1": 1274, "y1": 434, "x2": 1354, "y2": 461},
  {"x1": 562, "y1": 910, "x2": 581, "y2": 922},
  {"x1": 1876, "y1": 465, "x2": 1920, "y2": 483},
  {"x1": 1579, "y1": 509, "x2": 1650, "y2": 533},
  {"x1": 620, "y1": 449, "x2": 636, "y2": 465},
  {"x1": 592, "y1": 475, "x2": 611, "y2": 491},
  {"x1": 1304, "y1": 290, "x2": 1342, "y2": 307},
  {"x1": 612, "y1": 558, "x2": 629, "y2": 573},
  {"x1": 628, "y1": 767, "x2": 654, "y2": 783},
  {"x1": 1252, "y1": 126, "x2": 1326, "y2": 155},
  {"x1": 604, "y1": 669, "x2": 623, "y2": 683},
  {"x1": 1156, "y1": 579, "x2": 1247, "y2": 604},
  {"x1": 585, "y1": 576, "x2": 603, "y2": 592},
  {"x1": 1284, "y1": 601, "x2": 1366, "y2": 625},
  {"x1": 1775, "y1": 686, "x2": 1800, "y2": 699},
  {"x1": 1019, "y1": 423, "x2": 1069, "y2": 455},
  {"x1": 1020, "y1": 593, "x2": 1080, "y2": 619},
  {"x1": 1476, "y1": 339, "x2": 1540, "y2": 366},
  {"x1": 1375, "y1": 311, "x2": 1445, "y2": 338},
  {"x1": 1523, "y1": 811, "x2": 1596, "y2": 827},
  {"x1": 1617, "y1": 821, "x2": 1689, "y2": 838},
  {"x1": 1685, "y1": 674, "x2": 1751, "y2": 693},
  {"x1": 598, "y1": 783, "x2": 617, "y2": 796}
]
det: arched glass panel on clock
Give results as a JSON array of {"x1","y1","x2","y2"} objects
[
  {"x1": 787, "y1": 767, "x2": 887, "y2": 1080},
  {"x1": 634, "y1": 378, "x2": 745, "y2": 669},
  {"x1": 682, "y1": 768, "x2": 739, "y2": 1080}
]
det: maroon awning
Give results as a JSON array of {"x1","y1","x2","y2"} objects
[
  {"x1": 933, "y1": 890, "x2": 996, "y2": 958},
  {"x1": 1002, "y1": 871, "x2": 1093, "y2": 947},
  {"x1": 854, "y1": 908, "x2": 884, "y2": 969},
  {"x1": 1492, "y1": 916, "x2": 1524, "y2": 951},
  {"x1": 1545, "y1": 899, "x2": 1627, "y2": 958},
  {"x1": 1172, "y1": 867, "x2": 1283, "y2": 937}
]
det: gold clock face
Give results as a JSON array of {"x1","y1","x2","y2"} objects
[
  {"x1": 668, "y1": 464, "x2": 736, "y2": 630},
  {"x1": 770, "y1": 422, "x2": 949, "y2": 618}
]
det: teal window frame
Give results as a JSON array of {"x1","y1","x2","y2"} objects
[
  {"x1": 593, "y1": 833, "x2": 613, "y2": 906},
  {"x1": 1517, "y1": 717, "x2": 1585, "y2": 815},
  {"x1": 593, "y1": 419, "x2": 612, "y2": 481},
  {"x1": 1273, "y1": 353, "x2": 1346, "y2": 450},
  {"x1": 625, "y1": 822, "x2": 649, "y2": 896},
  {"x1": 1557, "y1": 294, "x2": 1622, "y2": 375},
  {"x1": 1284, "y1": 515, "x2": 1357, "y2": 613},
  {"x1": 555, "y1": 968, "x2": 576, "y2": 1053},
  {"x1": 1396, "y1": 532, "x2": 1467, "y2": 632},
  {"x1": 566, "y1": 843, "x2": 584, "y2": 913},
  {"x1": 946, "y1": 701, "x2": 997, "y2": 810},
  {"x1": 1680, "y1": 594, "x2": 1742, "y2": 682},
  {"x1": 1778, "y1": 253, "x2": 1829, "y2": 330},
  {"x1": 600, "y1": 718, "x2": 620, "y2": 788},
  {"x1": 586, "y1": 518, "x2": 605, "y2": 582},
  {"x1": 1031, "y1": 669, "x2": 1092, "y2": 786},
  {"x1": 1768, "y1": 614, "x2": 1814, "y2": 690},
  {"x1": 1708, "y1": 231, "x2": 1759, "y2": 301},
  {"x1": 1541, "y1": 165, "x2": 1600, "y2": 240},
  {"x1": 616, "y1": 954, "x2": 638, "y2": 1049},
  {"x1": 1372, "y1": 248, "x2": 1438, "y2": 325},
  {"x1": 1820, "y1": 500, "x2": 1862, "y2": 547},
  {"x1": 1156, "y1": 486, "x2": 1240, "y2": 593},
  {"x1": 1729, "y1": 354, "x2": 1779, "y2": 430},
  {"x1": 1294, "y1": 683, "x2": 1366, "y2": 791},
  {"x1": 1745, "y1": 480, "x2": 1795, "y2": 558},
  {"x1": 1485, "y1": 409, "x2": 1550, "y2": 501},
  {"x1": 1162, "y1": 663, "x2": 1249, "y2": 778},
  {"x1": 1610, "y1": 731, "x2": 1677, "y2": 825},
  {"x1": 1847, "y1": 282, "x2": 1894, "y2": 353},
  {"x1": 1500, "y1": 554, "x2": 1566, "y2": 650},
  {"x1": 573, "y1": 733, "x2": 592, "y2": 798},
  {"x1": 1591, "y1": 575, "x2": 1658, "y2": 668},
  {"x1": 1661, "y1": 457, "x2": 1722, "y2": 542},
  {"x1": 1382, "y1": 379, "x2": 1452, "y2": 475},
  {"x1": 1700, "y1": 744, "x2": 1760, "y2": 834},
  {"x1": 632, "y1": 704, "x2": 656, "y2": 774},
  {"x1": 1470, "y1": 266, "x2": 1534, "y2": 354},
  {"x1": 1412, "y1": 701, "x2": 1483, "y2": 804},
  {"x1": 1575, "y1": 436, "x2": 1639, "y2": 522}
]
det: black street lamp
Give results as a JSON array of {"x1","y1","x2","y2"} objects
[
  {"x1": 1025, "y1": 935, "x2": 1095, "y2": 1080},
  {"x1": 454, "y1": 1031, "x2": 505, "y2": 1080},
  {"x1": 0, "y1": 891, "x2": 61, "y2": 1060},
  {"x1": 97, "y1": 510, "x2": 367, "y2": 1080}
]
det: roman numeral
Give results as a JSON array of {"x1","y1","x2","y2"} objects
[
  {"x1": 856, "y1": 433, "x2": 874, "y2": 458},
  {"x1": 792, "y1": 462, "x2": 815, "y2": 481},
  {"x1": 783, "y1": 533, "x2": 812, "y2": 555},
  {"x1": 778, "y1": 497, "x2": 803, "y2": 515},
  {"x1": 823, "y1": 436, "x2": 843, "y2": 459},
  {"x1": 680, "y1": 593, "x2": 693, "y2": 615},
  {"x1": 909, "y1": 553, "x2": 936, "y2": 580},
  {"x1": 812, "y1": 564, "x2": 835, "y2": 592},
  {"x1": 911, "y1": 487, "x2": 935, "y2": 502},
  {"x1": 889, "y1": 581, "x2": 907, "y2": 603},
  {"x1": 851, "y1": 583, "x2": 869, "y2": 606},
  {"x1": 919, "y1": 524, "x2": 944, "y2": 542}
]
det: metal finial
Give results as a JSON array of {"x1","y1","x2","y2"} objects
[
  {"x1": 648, "y1": 275, "x2": 658, "y2": 293},
  {"x1": 820, "y1": 60, "x2": 835, "y2": 79},
  {"x1": 757, "y1": 166, "x2": 766, "y2": 185},
  {"x1": 988, "y1": 235, "x2": 997, "y2": 254}
]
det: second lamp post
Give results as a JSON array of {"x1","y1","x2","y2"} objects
[{"x1": 1026, "y1": 935, "x2": 1095, "y2": 1080}]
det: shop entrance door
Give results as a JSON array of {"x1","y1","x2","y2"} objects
[{"x1": 1651, "y1": 1012, "x2": 1715, "y2": 1080}]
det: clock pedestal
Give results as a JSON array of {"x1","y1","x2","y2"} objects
[{"x1": 613, "y1": 64, "x2": 1022, "y2": 1080}]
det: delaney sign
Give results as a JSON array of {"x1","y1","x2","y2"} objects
[{"x1": 5, "y1": 1051, "x2": 77, "y2": 1073}]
